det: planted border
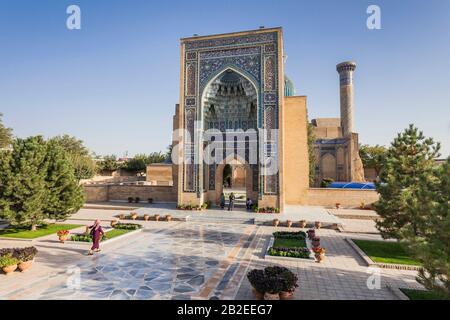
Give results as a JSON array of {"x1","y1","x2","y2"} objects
[{"x1": 266, "y1": 231, "x2": 314, "y2": 262}]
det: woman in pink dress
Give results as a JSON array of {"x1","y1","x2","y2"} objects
[{"x1": 88, "y1": 219, "x2": 104, "y2": 255}]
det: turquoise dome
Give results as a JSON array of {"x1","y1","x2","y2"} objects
[{"x1": 284, "y1": 76, "x2": 296, "y2": 96}]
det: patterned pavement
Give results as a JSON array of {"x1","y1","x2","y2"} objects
[
  {"x1": 1, "y1": 222, "x2": 255, "y2": 300},
  {"x1": 0, "y1": 210, "x2": 424, "y2": 300}
]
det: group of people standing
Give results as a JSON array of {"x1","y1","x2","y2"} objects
[{"x1": 219, "y1": 192, "x2": 253, "y2": 212}]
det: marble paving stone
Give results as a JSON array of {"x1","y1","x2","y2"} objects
[{"x1": 25, "y1": 222, "x2": 249, "y2": 300}]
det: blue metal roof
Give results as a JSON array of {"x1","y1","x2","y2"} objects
[{"x1": 327, "y1": 182, "x2": 376, "y2": 190}]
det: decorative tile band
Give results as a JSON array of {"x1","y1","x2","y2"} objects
[{"x1": 184, "y1": 32, "x2": 277, "y2": 50}]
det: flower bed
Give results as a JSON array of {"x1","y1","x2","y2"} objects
[
  {"x1": 176, "y1": 202, "x2": 210, "y2": 211},
  {"x1": 70, "y1": 228, "x2": 134, "y2": 242},
  {"x1": 272, "y1": 231, "x2": 307, "y2": 240},
  {"x1": 70, "y1": 223, "x2": 142, "y2": 242},
  {"x1": 113, "y1": 223, "x2": 142, "y2": 230},
  {"x1": 266, "y1": 231, "x2": 314, "y2": 261},
  {"x1": 255, "y1": 207, "x2": 280, "y2": 213},
  {"x1": 267, "y1": 247, "x2": 311, "y2": 259}
]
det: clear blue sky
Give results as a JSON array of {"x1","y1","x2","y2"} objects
[{"x1": 1, "y1": 0, "x2": 449, "y2": 157}]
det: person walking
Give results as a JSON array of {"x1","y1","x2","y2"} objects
[
  {"x1": 88, "y1": 219, "x2": 105, "y2": 255},
  {"x1": 228, "y1": 192, "x2": 235, "y2": 211},
  {"x1": 220, "y1": 192, "x2": 226, "y2": 210}
]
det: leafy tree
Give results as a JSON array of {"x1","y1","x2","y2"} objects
[
  {"x1": 320, "y1": 178, "x2": 334, "y2": 188},
  {"x1": 70, "y1": 153, "x2": 97, "y2": 180},
  {"x1": 411, "y1": 157, "x2": 450, "y2": 298},
  {"x1": 0, "y1": 113, "x2": 13, "y2": 149},
  {"x1": 51, "y1": 134, "x2": 89, "y2": 156},
  {"x1": 125, "y1": 152, "x2": 166, "y2": 172},
  {"x1": 0, "y1": 136, "x2": 49, "y2": 230},
  {"x1": 50, "y1": 135, "x2": 96, "y2": 180},
  {"x1": 359, "y1": 144, "x2": 387, "y2": 176},
  {"x1": 165, "y1": 144, "x2": 173, "y2": 162},
  {"x1": 148, "y1": 151, "x2": 166, "y2": 164},
  {"x1": 44, "y1": 140, "x2": 85, "y2": 221},
  {"x1": 375, "y1": 124, "x2": 441, "y2": 239},
  {"x1": 97, "y1": 155, "x2": 122, "y2": 172}
]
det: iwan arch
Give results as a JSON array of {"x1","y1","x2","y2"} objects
[
  {"x1": 174, "y1": 27, "x2": 310, "y2": 211},
  {"x1": 132, "y1": 27, "x2": 377, "y2": 212}
]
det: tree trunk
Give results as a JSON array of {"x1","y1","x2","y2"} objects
[{"x1": 31, "y1": 224, "x2": 37, "y2": 231}]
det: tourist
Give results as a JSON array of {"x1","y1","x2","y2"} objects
[
  {"x1": 220, "y1": 192, "x2": 225, "y2": 209},
  {"x1": 246, "y1": 198, "x2": 253, "y2": 211},
  {"x1": 88, "y1": 219, "x2": 105, "y2": 255},
  {"x1": 228, "y1": 192, "x2": 235, "y2": 211}
]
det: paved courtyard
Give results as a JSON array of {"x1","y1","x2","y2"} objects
[{"x1": 0, "y1": 206, "x2": 423, "y2": 300}]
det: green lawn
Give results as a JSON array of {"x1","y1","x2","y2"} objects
[
  {"x1": 353, "y1": 239, "x2": 421, "y2": 266},
  {"x1": 400, "y1": 288, "x2": 448, "y2": 300},
  {"x1": 104, "y1": 228, "x2": 132, "y2": 240},
  {"x1": 273, "y1": 237, "x2": 307, "y2": 248},
  {"x1": 0, "y1": 224, "x2": 82, "y2": 239}
]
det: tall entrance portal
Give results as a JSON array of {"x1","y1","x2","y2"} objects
[
  {"x1": 203, "y1": 69, "x2": 258, "y2": 204},
  {"x1": 177, "y1": 28, "x2": 286, "y2": 210}
]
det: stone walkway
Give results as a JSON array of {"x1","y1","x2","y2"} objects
[
  {"x1": 235, "y1": 227, "x2": 422, "y2": 300},
  {"x1": 0, "y1": 206, "x2": 424, "y2": 300},
  {"x1": 1, "y1": 221, "x2": 257, "y2": 300}
]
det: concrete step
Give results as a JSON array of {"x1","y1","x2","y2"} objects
[{"x1": 188, "y1": 216, "x2": 255, "y2": 224}]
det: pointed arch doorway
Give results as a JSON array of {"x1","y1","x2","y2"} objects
[{"x1": 202, "y1": 69, "x2": 259, "y2": 206}]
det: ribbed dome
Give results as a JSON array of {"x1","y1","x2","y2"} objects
[{"x1": 284, "y1": 76, "x2": 296, "y2": 96}]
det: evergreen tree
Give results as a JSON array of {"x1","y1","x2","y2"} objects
[
  {"x1": 375, "y1": 124, "x2": 441, "y2": 239},
  {"x1": 0, "y1": 113, "x2": 13, "y2": 149},
  {"x1": 0, "y1": 136, "x2": 48, "y2": 230},
  {"x1": 44, "y1": 140, "x2": 85, "y2": 221},
  {"x1": 411, "y1": 157, "x2": 450, "y2": 298}
]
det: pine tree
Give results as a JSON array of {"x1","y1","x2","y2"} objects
[
  {"x1": 412, "y1": 157, "x2": 450, "y2": 298},
  {"x1": 0, "y1": 136, "x2": 48, "y2": 230},
  {"x1": 0, "y1": 113, "x2": 13, "y2": 149},
  {"x1": 45, "y1": 140, "x2": 85, "y2": 221},
  {"x1": 375, "y1": 124, "x2": 441, "y2": 239}
]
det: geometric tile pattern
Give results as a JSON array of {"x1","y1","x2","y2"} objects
[
  {"x1": 28, "y1": 223, "x2": 252, "y2": 300},
  {"x1": 182, "y1": 30, "x2": 281, "y2": 196}
]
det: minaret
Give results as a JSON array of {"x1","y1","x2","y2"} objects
[{"x1": 336, "y1": 61, "x2": 356, "y2": 137}]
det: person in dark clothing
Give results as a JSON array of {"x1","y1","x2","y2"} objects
[
  {"x1": 220, "y1": 193, "x2": 226, "y2": 210},
  {"x1": 228, "y1": 192, "x2": 235, "y2": 211},
  {"x1": 88, "y1": 219, "x2": 105, "y2": 255},
  {"x1": 246, "y1": 198, "x2": 253, "y2": 211}
]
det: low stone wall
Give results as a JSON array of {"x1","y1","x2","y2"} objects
[
  {"x1": 84, "y1": 185, "x2": 177, "y2": 203},
  {"x1": 84, "y1": 185, "x2": 109, "y2": 202},
  {"x1": 81, "y1": 175, "x2": 144, "y2": 184},
  {"x1": 307, "y1": 188, "x2": 379, "y2": 209}
]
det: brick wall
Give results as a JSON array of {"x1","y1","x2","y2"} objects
[
  {"x1": 307, "y1": 188, "x2": 379, "y2": 208},
  {"x1": 84, "y1": 185, "x2": 177, "y2": 203}
]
